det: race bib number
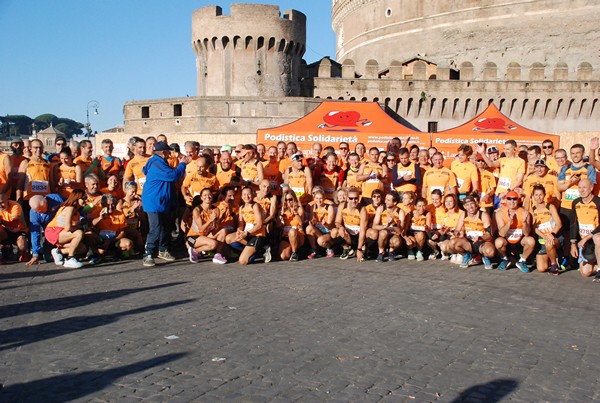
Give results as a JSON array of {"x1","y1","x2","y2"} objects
[
  {"x1": 565, "y1": 188, "x2": 580, "y2": 201},
  {"x1": 498, "y1": 177, "x2": 511, "y2": 190},
  {"x1": 411, "y1": 224, "x2": 425, "y2": 231},
  {"x1": 507, "y1": 228, "x2": 523, "y2": 242},
  {"x1": 537, "y1": 221, "x2": 553, "y2": 234},
  {"x1": 398, "y1": 170, "x2": 412, "y2": 178},
  {"x1": 345, "y1": 224, "x2": 360, "y2": 235},
  {"x1": 456, "y1": 177, "x2": 465, "y2": 190},
  {"x1": 291, "y1": 186, "x2": 304, "y2": 198},
  {"x1": 466, "y1": 230, "x2": 484, "y2": 240},
  {"x1": 31, "y1": 180, "x2": 49, "y2": 194},
  {"x1": 244, "y1": 222, "x2": 255, "y2": 232},
  {"x1": 579, "y1": 223, "x2": 594, "y2": 237}
]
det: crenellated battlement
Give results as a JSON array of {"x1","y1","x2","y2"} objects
[
  {"x1": 317, "y1": 57, "x2": 598, "y2": 82},
  {"x1": 192, "y1": 4, "x2": 306, "y2": 98}
]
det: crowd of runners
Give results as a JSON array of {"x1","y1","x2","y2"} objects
[{"x1": 1, "y1": 134, "x2": 600, "y2": 282}]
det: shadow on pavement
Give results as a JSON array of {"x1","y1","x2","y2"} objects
[
  {"x1": 0, "y1": 268, "x2": 70, "y2": 281},
  {"x1": 0, "y1": 281, "x2": 188, "y2": 319},
  {"x1": 450, "y1": 378, "x2": 519, "y2": 402},
  {"x1": 0, "y1": 266, "x2": 156, "y2": 291},
  {"x1": 0, "y1": 299, "x2": 195, "y2": 351},
  {"x1": 0, "y1": 352, "x2": 188, "y2": 402}
]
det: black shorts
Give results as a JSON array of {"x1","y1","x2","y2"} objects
[
  {"x1": 349, "y1": 233, "x2": 359, "y2": 249},
  {"x1": 246, "y1": 235, "x2": 265, "y2": 250},
  {"x1": 469, "y1": 240, "x2": 484, "y2": 255},
  {"x1": 187, "y1": 235, "x2": 199, "y2": 248},
  {"x1": 4, "y1": 231, "x2": 28, "y2": 245},
  {"x1": 582, "y1": 241, "x2": 596, "y2": 263},
  {"x1": 506, "y1": 241, "x2": 524, "y2": 255}
]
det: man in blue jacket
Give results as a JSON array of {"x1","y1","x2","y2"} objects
[{"x1": 141, "y1": 141, "x2": 189, "y2": 266}]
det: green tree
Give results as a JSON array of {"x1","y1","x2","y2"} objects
[
  {"x1": 0, "y1": 115, "x2": 34, "y2": 137},
  {"x1": 34, "y1": 114, "x2": 58, "y2": 130},
  {"x1": 55, "y1": 118, "x2": 84, "y2": 137}
]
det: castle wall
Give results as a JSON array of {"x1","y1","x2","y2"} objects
[
  {"x1": 192, "y1": 4, "x2": 306, "y2": 97},
  {"x1": 332, "y1": 0, "x2": 600, "y2": 79},
  {"x1": 121, "y1": 96, "x2": 322, "y2": 148}
]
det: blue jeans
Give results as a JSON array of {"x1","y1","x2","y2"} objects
[{"x1": 145, "y1": 212, "x2": 169, "y2": 257}]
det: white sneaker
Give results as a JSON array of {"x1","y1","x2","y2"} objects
[
  {"x1": 416, "y1": 251, "x2": 424, "y2": 261},
  {"x1": 454, "y1": 253, "x2": 464, "y2": 264},
  {"x1": 63, "y1": 257, "x2": 83, "y2": 269},
  {"x1": 51, "y1": 248, "x2": 64, "y2": 266},
  {"x1": 440, "y1": 253, "x2": 450, "y2": 261}
]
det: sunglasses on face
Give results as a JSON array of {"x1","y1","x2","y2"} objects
[
  {"x1": 285, "y1": 198, "x2": 294, "y2": 201},
  {"x1": 506, "y1": 197, "x2": 518, "y2": 201},
  {"x1": 348, "y1": 197, "x2": 359, "y2": 201},
  {"x1": 543, "y1": 146, "x2": 553, "y2": 149},
  {"x1": 340, "y1": 147, "x2": 349, "y2": 151}
]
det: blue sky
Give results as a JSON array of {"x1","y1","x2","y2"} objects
[{"x1": 0, "y1": 1, "x2": 335, "y2": 132}]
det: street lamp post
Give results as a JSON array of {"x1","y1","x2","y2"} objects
[{"x1": 86, "y1": 100, "x2": 100, "y2": 137}]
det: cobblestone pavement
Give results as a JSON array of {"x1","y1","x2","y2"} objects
[{"x1": 0, "y1": 253, "x2": 598, "y2": 402}]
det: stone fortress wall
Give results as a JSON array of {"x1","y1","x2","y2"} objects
[
  {"x1": 192, "y1": 4, "x2": 306, "y2": 97},
  {"x1": 116, "y1": 2, "x2": 600, "y2": 153},
  {"x1": 332, "y1": 0, "x2": 600, "y2": 81}
]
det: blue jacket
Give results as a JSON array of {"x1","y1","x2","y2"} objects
[
  {"x1": 141, "y1": 154, "x2": 186, "y2": 213},
  {"x1": 30, "y1": 193, "x2": 64, "y2": 257}
]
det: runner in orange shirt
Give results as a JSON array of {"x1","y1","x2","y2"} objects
[
  {"x1": 54, "y1": 148, "x2": 82, "y2": 199},
  {"x1": 181, "y1": 156, "x2": 218, "y2": 206},
  {"x1": 17, "y1": 139, "x2": 52, "y2": 202},
  {"x1": 0, "y1": 192, "x2": 29, "y2": 262},
  {"x1": 123, "y1": 138, "x2": 150, "y2": 195},
  {"x1": 225, "y1": 186, "x2": 266, "y2": 265}
]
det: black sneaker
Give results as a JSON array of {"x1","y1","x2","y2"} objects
[
  {"x1": 289, "y1": 252, "x2": 299, "y2": 262},
  {"x1": 376, "y1": 253, "x2": 384, "y2": 263},
  {"x1": 340, "y1": 248, "x2": 350, "y2": 259},
  {"x1": 388, "y1": 251, "x2": 397, "y2": 262}
]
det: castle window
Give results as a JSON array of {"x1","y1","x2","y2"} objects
[
  {"x1": 385, "y1": 8, "x2": 392, "y2": 17},
  {"x1": 141, "y1": 106, "x2": 150, "y2": 119},
  {"x1": 173, "y1": 104, "x2": 182, "y2": 117}
]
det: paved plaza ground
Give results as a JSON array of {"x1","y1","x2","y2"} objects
[{"x1": 0, "y1": 253, "x2": 598, "y2": 402}]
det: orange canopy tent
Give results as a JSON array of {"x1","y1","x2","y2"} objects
[
  {"x1": 433, "y1": 103, "x2": 560, "y2": 159},
  {"x1": 257, "y1": 101, "x2": 428, "y2": 156}
]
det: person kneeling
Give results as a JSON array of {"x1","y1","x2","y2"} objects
[
  {"x1": 44, "y1": 189, "x2": 87, "y2": 269},
  {"x1": 225, "y1": 186, "x2": 266, "y2": 265}
]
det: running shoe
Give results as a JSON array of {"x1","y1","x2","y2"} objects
[
  {"x1": 497, "y1": 258, "x2": 509, "y2": 270},
  {"x1": 263, "y1": 245, "x2": 272, "y2": 263},
  {"x1": 376, "y1": 253, "x2": 384, "y2": 263},
  {"x1": 289, "y1": 252, "x2": 299, "y2": 262},
  {"x1": 158, "y1": 250, "x2": 176, "y2": 261},
  {"x1": 516, "y1": 259, "x2": 529, "y2": 273},
  {"x1": 483, "y1": 256, "x2": 493, "y2": 270},
  {"x1": 51, "y1": 248, "x2": 64, "y2": 266},
  {"x1": 459, "y1": 253, "x2": 472, "y2": 268},
  {"x1": 326, "y1": 248, "x2": 334, "y2": 258},
  {"x1": 416, "y1": 250, "x2": 424, "y2": 261},
  {"x1": 63, "y1": 257, "x2": 83, "y2": 269},
  {"x1": 188, "y1": 246, "x2": 200, "y2": 263},
  {"x1": 212, "y1": 253, "x2": 227, "y2": 264},
  {"x1": 143, "y1": 255, "x2": 156, "y2": 267},
  {"x1": 307, "y1": 250, "x2": 318, "y2": 259}
]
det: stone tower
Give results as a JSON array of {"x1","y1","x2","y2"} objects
[
  {"x1": 192, "y1": 4, "x2": 306, "y2": 97},
  {"x1": 332, "y1": 0, "x2": 600, "y2": 79}
]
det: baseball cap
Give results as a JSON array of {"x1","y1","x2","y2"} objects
[
  {"x1": 153, "y1": 141, "x2": 172, "y2": 152},
  {"x1": 463, "y1": 195, "x2": 477, "y2": 204},
  {"x1": 506, "y1": 191, "x2": 519, "y2": 199},
  {"x1": 487, "y1": 146, "x2": 499, "y2": 154},
  {"x1": 291, "y1": 153, "x2": 303, "y2": 162},
  {"x1": 220, "y1": 145, "x2": 232, "y2": 152},
  {"x1": 534, "y1": 159, "x2": 547, "y2": 167}
]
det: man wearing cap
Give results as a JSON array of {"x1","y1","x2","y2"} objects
[
  {"x1": 522, "y1": 159, "x2": 560, "y2": 209},
  {"x1": 495, "y1": 190, "x2": 535, "y2": 271},
  {"x1": 477, "y1": 140, "x2": 525, "y2": 199},
  {"x1": 141, "y1": 141, "x2": 190, "y2": 267},
  {"x1": 283, "y1": 152, "x2": 313, "y2": 204},
  {"x1": 46, "y1": 136, "x2": 68, "y2": 164}
]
